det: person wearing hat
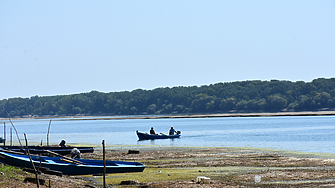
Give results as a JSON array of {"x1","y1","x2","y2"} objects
[{"x1": 169, "y1": 126, "x2": 176, "y2": 135}]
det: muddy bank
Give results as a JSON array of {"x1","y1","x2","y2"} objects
[
  {"x1": 2, "y1": 146, "x2": 335, "y2": 187},
  {"x1": 80, "y1": 146, "x2": 335, "y2": 187}
]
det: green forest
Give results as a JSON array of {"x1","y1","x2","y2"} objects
[{"x1": 1, "y1": 78, "x2": 335, "y2": 118}]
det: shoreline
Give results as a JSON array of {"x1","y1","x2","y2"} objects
[
  {"x1": 86, "y1": 146, "x2": 335, "y2": 187},
  {"x1": 3, "y1": 145, "x2": 335, "y2": 187},
  {"x1": 1, "y1": 110, "x2": 335, "y2": 121},
  {"x1": 96, "y1": 145, "x2": 335, "y2": 159}
]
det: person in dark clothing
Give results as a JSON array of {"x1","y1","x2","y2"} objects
[
  {"x1": 59, "y1": 140, "x2": 66, "y2": 147},
  {"x1": 150, "y1": 127, "x2": 157, "y2": 135},
  {"x1": 169, "y1": 126, "x2": 176, "y2": 135}
]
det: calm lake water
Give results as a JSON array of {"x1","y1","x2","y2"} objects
[{"x1": 1, "y1": 115, "x2": 335, "y2": 154}]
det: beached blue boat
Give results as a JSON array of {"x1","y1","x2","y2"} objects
[
  {"x1": 136, "y1": 130, "x2": 181, "y2": 140},
  {"x1": 0, "y1": 151, "x2": 145, "y2": 175},
  {"x1": 0, "y1": 146, "x2": 94, "y2": 155}
]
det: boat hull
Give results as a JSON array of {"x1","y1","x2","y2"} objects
[
  {"x1": 0, "y1": 151, "x2": 145, "y2": 175},
  {"x1": 0, "y1": 146, "x2": 94, "y2": 155},
  {"x1": 136, "y1": 131, "x2": 181, "y2": 140}
]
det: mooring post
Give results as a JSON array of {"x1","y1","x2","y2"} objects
[
  {"x1": 10, "y1": 127, "x2": 12, "y2": 148},
  {"x1": 24, "y1": 133, "x2": 40, "y2": 188},
  {"x1": 3, "y1": 122, "x2": 5, "y2": 146},
  {"x1": 47, "y1": 119, "x2": 51, "y2": 146},
  {"x1": 102, "y1": 140, "x2": 106, "y2": 188}
]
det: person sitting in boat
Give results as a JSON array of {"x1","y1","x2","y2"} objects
[
  {"x1": 169, "y1": 126, "x2": 176, "y2": 135},
  {"x1": 59, "y1": 140, "x2": 66, "y2": 147},
  {"x1": 150, "y1": 127, "x2": 158, "y2": 135},
  {"x1": 71, "y1": 148, "x2": 81, "y2": 159}
]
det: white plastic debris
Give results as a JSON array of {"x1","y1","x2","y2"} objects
[{"x1": 255, "y1": 175, "x2": 261, "y2": 183}]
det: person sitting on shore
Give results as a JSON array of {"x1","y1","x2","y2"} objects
[
  {"x1": 150, "y1": 127, "x2": 158, "y2": 135},
  {"x1": 169, "y1": 126, "x2": 176, "y2": 135}
]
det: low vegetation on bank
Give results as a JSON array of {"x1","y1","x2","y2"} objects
[{"x1": 0, "y1": 164, "x2": 32, "y2": 187}]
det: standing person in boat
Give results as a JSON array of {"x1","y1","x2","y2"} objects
[
  {"x1": 169, "y1": 126, "x2": 176, "y2": 135},
  {"x1": 150, "y1": 127, "x2": 158, "y2": 135}
]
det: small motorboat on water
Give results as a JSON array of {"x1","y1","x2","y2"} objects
[
  {"x1": 136, "y1": 130, "x2": 181, "y2": 140},
  {"x1": 0, "y1": 151, "x2": 145, "y2": 175}
]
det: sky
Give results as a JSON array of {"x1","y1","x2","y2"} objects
[{"x1": 1, "y1": 0, "x2": 335, "y2": 100}]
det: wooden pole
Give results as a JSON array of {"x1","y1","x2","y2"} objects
[
  {"x1": 43, "y1": 150, "x2": 83, "y2": 164},
  {"x1": 24, "y1": 133, "x2": 40, "y2": 188},
  {"x1": 10, "y1": 127, "x2": 12, "y2": 148},
  {"x1": 47, "y1": 120, "x2": 52, "y2": 146},
  {"x1": 3, "y1": 122, "x2": 5, "y2": 146},
  {"x1": 3, "y1": 107, "x2": 23, "y2": 147},
  {"x1": 60, "y1": 158, "x2": 81, "y2": 165},
  {"x1": 102, "y1": 140, "x2": 106, "y2": 188}
]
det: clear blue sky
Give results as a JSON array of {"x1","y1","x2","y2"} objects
[{"x1": 1, "y1": 0, "x2": 334, "y2": 100}]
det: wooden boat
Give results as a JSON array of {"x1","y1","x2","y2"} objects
[
  {"x1": 136, "y1": 130, "x2": 181, "y2": 140},
  {"x1": 0, "y1": 146, "x2": 94, "y2": 155},
  {"x1": 0, "y1": 151, "x2": 145, "y2": 175}
]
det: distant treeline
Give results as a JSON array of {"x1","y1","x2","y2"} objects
[{"x1": 1, "y1": 78, "x2": 335, "y2": 118}]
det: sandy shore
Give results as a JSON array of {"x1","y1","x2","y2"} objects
[
  {"x1": 2, "y1": 110, "x2": 335, "y2": 121},
  {"x1": 84, "y1": 110, "x2": 335, "y2": 121}
]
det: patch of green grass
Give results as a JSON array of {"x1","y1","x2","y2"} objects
[
  {"x1": 92, "y1": 166, "x2": 266, "y2": 185},
  {"x1": 0, "y1": 163, "x2": 27, "y2": 185},
  {"x1": 94, "y1": 168, "x2": 200, "y2": 185}
]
